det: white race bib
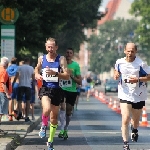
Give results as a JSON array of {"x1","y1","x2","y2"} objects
[
  {"x1": 122, "y1": 74, "x2": 137, "y2": 88},
  {"x1": 42, "y1": 68, "x2": 58, "y2": 82},
  {"x1": 59, "y1": 78, "x2": 72, "y2": 88}
]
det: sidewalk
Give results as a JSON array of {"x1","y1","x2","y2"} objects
[{"x1": 0, "y1": 109, "x2": 41, "y2": 150}]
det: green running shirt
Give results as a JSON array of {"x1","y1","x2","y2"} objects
[{"x1": 59, "y1": 61, "x2": 81, "y2": 92}]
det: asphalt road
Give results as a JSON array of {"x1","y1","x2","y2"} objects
[{"x1": 15, "y1": 85, "x2": 150, "y2": 150}]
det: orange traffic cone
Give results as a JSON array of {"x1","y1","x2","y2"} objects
[
  {"x1": 98, "y1": 92, "x2": 102, "y2": 101},
  {"x1": 140, "y1": 106, "x2": 148, "y2": 127},
  {"x1": 108, "y1": 97, "x2": 113, "y2": 108},
  {"x1": 112, "y1": 99, "x2": 118, "y2": 112}
]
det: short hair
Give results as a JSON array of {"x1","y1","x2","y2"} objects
[
  {"x1": 67, "y1": 47, "x2": 74, "y2": 53},
  {"x1": 11, "y1": 57, "x2": 17, "y2": 64},
  {"x1": 24, "y1": 57, "x2": 30, "y2": 63},
  {"x1": 46, "y1": 37, "x2": 58, "y2": 46},
  {"x1": 0, "y1": 57, "x2": 9, "y2": 66}
]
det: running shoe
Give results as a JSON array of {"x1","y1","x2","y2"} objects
[
  {"x1": 63, "y1": 130, "x2": 68, "y2": 140},
  {"x1": 14, "y1": 112, "x2": 22, "y2": 121},
  {"x1": 39, "y1": 125, "x2": 47, "y2": 138},
  {"x1": 131, "y1": 131, "x2": 138, "y2": 142},
  {"x1": 123, "y1": 143, "x2": 130, "y2": 150},
  {"x1": 25, "y1": 117, "x2": 31, "y2": 122},
  {"x1": 58, "y1": 130, "x2": 64, "y2": 138},
  {"x1": 47, "y1": 142, "x2": 54, "y2": 150}
]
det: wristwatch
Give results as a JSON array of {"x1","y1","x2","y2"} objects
[{"x1": 55, "y1": 72, "x2": 59, "y2": 77}]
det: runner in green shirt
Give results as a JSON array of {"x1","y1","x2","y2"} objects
[{"x1": 59, "y1": 48, "x2": 82, "y2": 139}]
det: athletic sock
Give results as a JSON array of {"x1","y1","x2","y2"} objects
[
  {"x1": 42, "y1": 114, "x2": 48, "y2": 126},
  {"x1": 48, "y1": 124, "x2": 58, "y2": 142},
  {"x1": 59, "y1": 110, "x2": 66, "y2": 130}
]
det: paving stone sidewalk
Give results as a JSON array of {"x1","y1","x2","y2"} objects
[{"x1": 0, "y1": 109, "x2": 41, "y2": 150}]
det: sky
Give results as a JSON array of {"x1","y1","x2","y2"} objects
[{"x1": 101, "y1": 0, "x2": 134, "y2": 8}]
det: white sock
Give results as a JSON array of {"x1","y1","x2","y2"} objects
[{"x1": 59, "y1": 110, "x2": 66, "y2": 130}]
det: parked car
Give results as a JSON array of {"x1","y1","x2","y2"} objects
[{"x1": 104, "y1": 79, "x2": 119, "y2": 93}]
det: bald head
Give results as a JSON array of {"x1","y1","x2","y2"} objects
[
  {"x1": 124, "y1": 42, "x2": 137, "y2": 62},
  {"x1": 125, "y1": 43, "x2": 137, "y2": 51}
]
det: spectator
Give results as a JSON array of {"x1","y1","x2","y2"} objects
[
  {"x1": 7, "y1": 57, "x2": 18, "y2": 121},
  {"x1": 0, "y1": 57, "x2": 12, "y2": 133},
  {"x1": 13, "y1": 57, "x2": 34, "y2": 122}
]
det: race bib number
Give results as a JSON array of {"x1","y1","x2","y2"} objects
[
  {"x1": 122, "y1": 74, "x2": 137, "y2": 88},
  {"x1": 59, "y1": 78, "x2": 72, "y2": 87},
  {"x1": 42, "y1": 68, "x2": 58, "y2": 82}
]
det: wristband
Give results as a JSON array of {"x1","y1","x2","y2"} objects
[{"x1": 138, "y1": 77, "x2": 140, "y2": 83}]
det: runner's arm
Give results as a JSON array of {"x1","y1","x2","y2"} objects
[
  {"x1": 35, "y1": 56, "x2": 42, "y2": 75},
  {"x1": 59, "y1": 56, "x2": 70, "y2": 80},
  {"x1": 114, "y1": 61, "x2": 120, "y2": 80},
  {"x1": 138, "y1": 74, "x2": 150, "y2": 82},
  {"x1": 70, "y1": 64, "x2": 82, "y2": 85},
  {"x1": 70, "y1": 75, "x2": 82, "y2": 85}
]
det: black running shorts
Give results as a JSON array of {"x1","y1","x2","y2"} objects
[
  {"x1": 61, "y1": 90, "x2": 77, "y2": 106},
  {"x1": 39, "y1": 87, "x2": 63, "y2": 106},
  {"x1": 17, "y1": 86, "x2": 31, "y2": 101},
  {"x1": 120, "y1": 99, "x2": 145, "y2": 109}
]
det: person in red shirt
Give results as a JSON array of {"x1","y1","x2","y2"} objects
[{"x1": 0, "y1": 57, "x2": 12, "y2": 134}]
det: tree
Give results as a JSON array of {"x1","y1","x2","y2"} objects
[
  {"x1": 130, "y1": 0, "x2": 150, "y2": 64},
  {"x1": 0, "y1": 0, "x2": 102, "y2": 60},
  {"x1": 130, "y1": 0, "x2": 150, "y2": 44},
  {"x1": 88, "y1": 18, "x2": 138, "y2": 73}
]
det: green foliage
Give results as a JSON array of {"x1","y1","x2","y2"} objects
[
  {"x1": 88, "y1": 19, "x2": 138, "y2": 73},
  {"x1": 130, "y1": 0, "x2": 150, "y2": 64},
  {"x1": 130, "y1": 0, "x2": 150, "y2": 44},
  {"x1": 0, "y1": 0, "x2": 19, "y2": 8},
  {"x1": 0, "y1": 0, "x2": 102, "y2": 61}
]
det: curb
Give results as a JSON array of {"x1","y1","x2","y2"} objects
[{"x1": 0, "y1": 115, "x2": 41, "y2": 150}]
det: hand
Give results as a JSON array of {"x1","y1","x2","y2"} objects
[
  {"x1": 68, "y1": 69, "x2": 73, "y2": 75},
  {"x1": 6, "y1": 94, "x2": 11, "y2": 100},
  {"x1": 35, "y1": 73, "x2": 43, "y2": 80},
  {"x1": 129, "y1": 77, "x2": 138, "y2": 83},
  {"x1": 45, "y1": 66, "x2": 56, "y2": 76}
]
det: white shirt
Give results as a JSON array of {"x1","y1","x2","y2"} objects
[
  {"x1": 115, "y1": 56, "x2": 150, "y2": 103},
  {"x1": 17, "y1": 64, "x2": 34, "y2": 88}
]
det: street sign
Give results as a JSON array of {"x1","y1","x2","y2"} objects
[
  {"x1": 1, "y1": 25, "x2": 15, "y2": 60},
  {"x1": 0, "y1": 6, "x2": 19, "y2": 24}
]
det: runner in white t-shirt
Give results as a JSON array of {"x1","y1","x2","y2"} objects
[{"x1": 114, "y1": 43, "x2": 150, "y2": 150}]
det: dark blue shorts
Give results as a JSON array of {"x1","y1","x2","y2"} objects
[
  {"x1": 22, "y1": 92, "x2": 35, "y2": 104},
  {"x1": 11, "y1": 83, "x2": 19, "y2": 99}
]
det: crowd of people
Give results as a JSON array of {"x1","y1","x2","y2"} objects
[
  {"x1": 0, "y1": 37, "x2": 148, "y2": 150},
  {"x1": 0, "y1": 56, "x2": 39, "y2": 126}
]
